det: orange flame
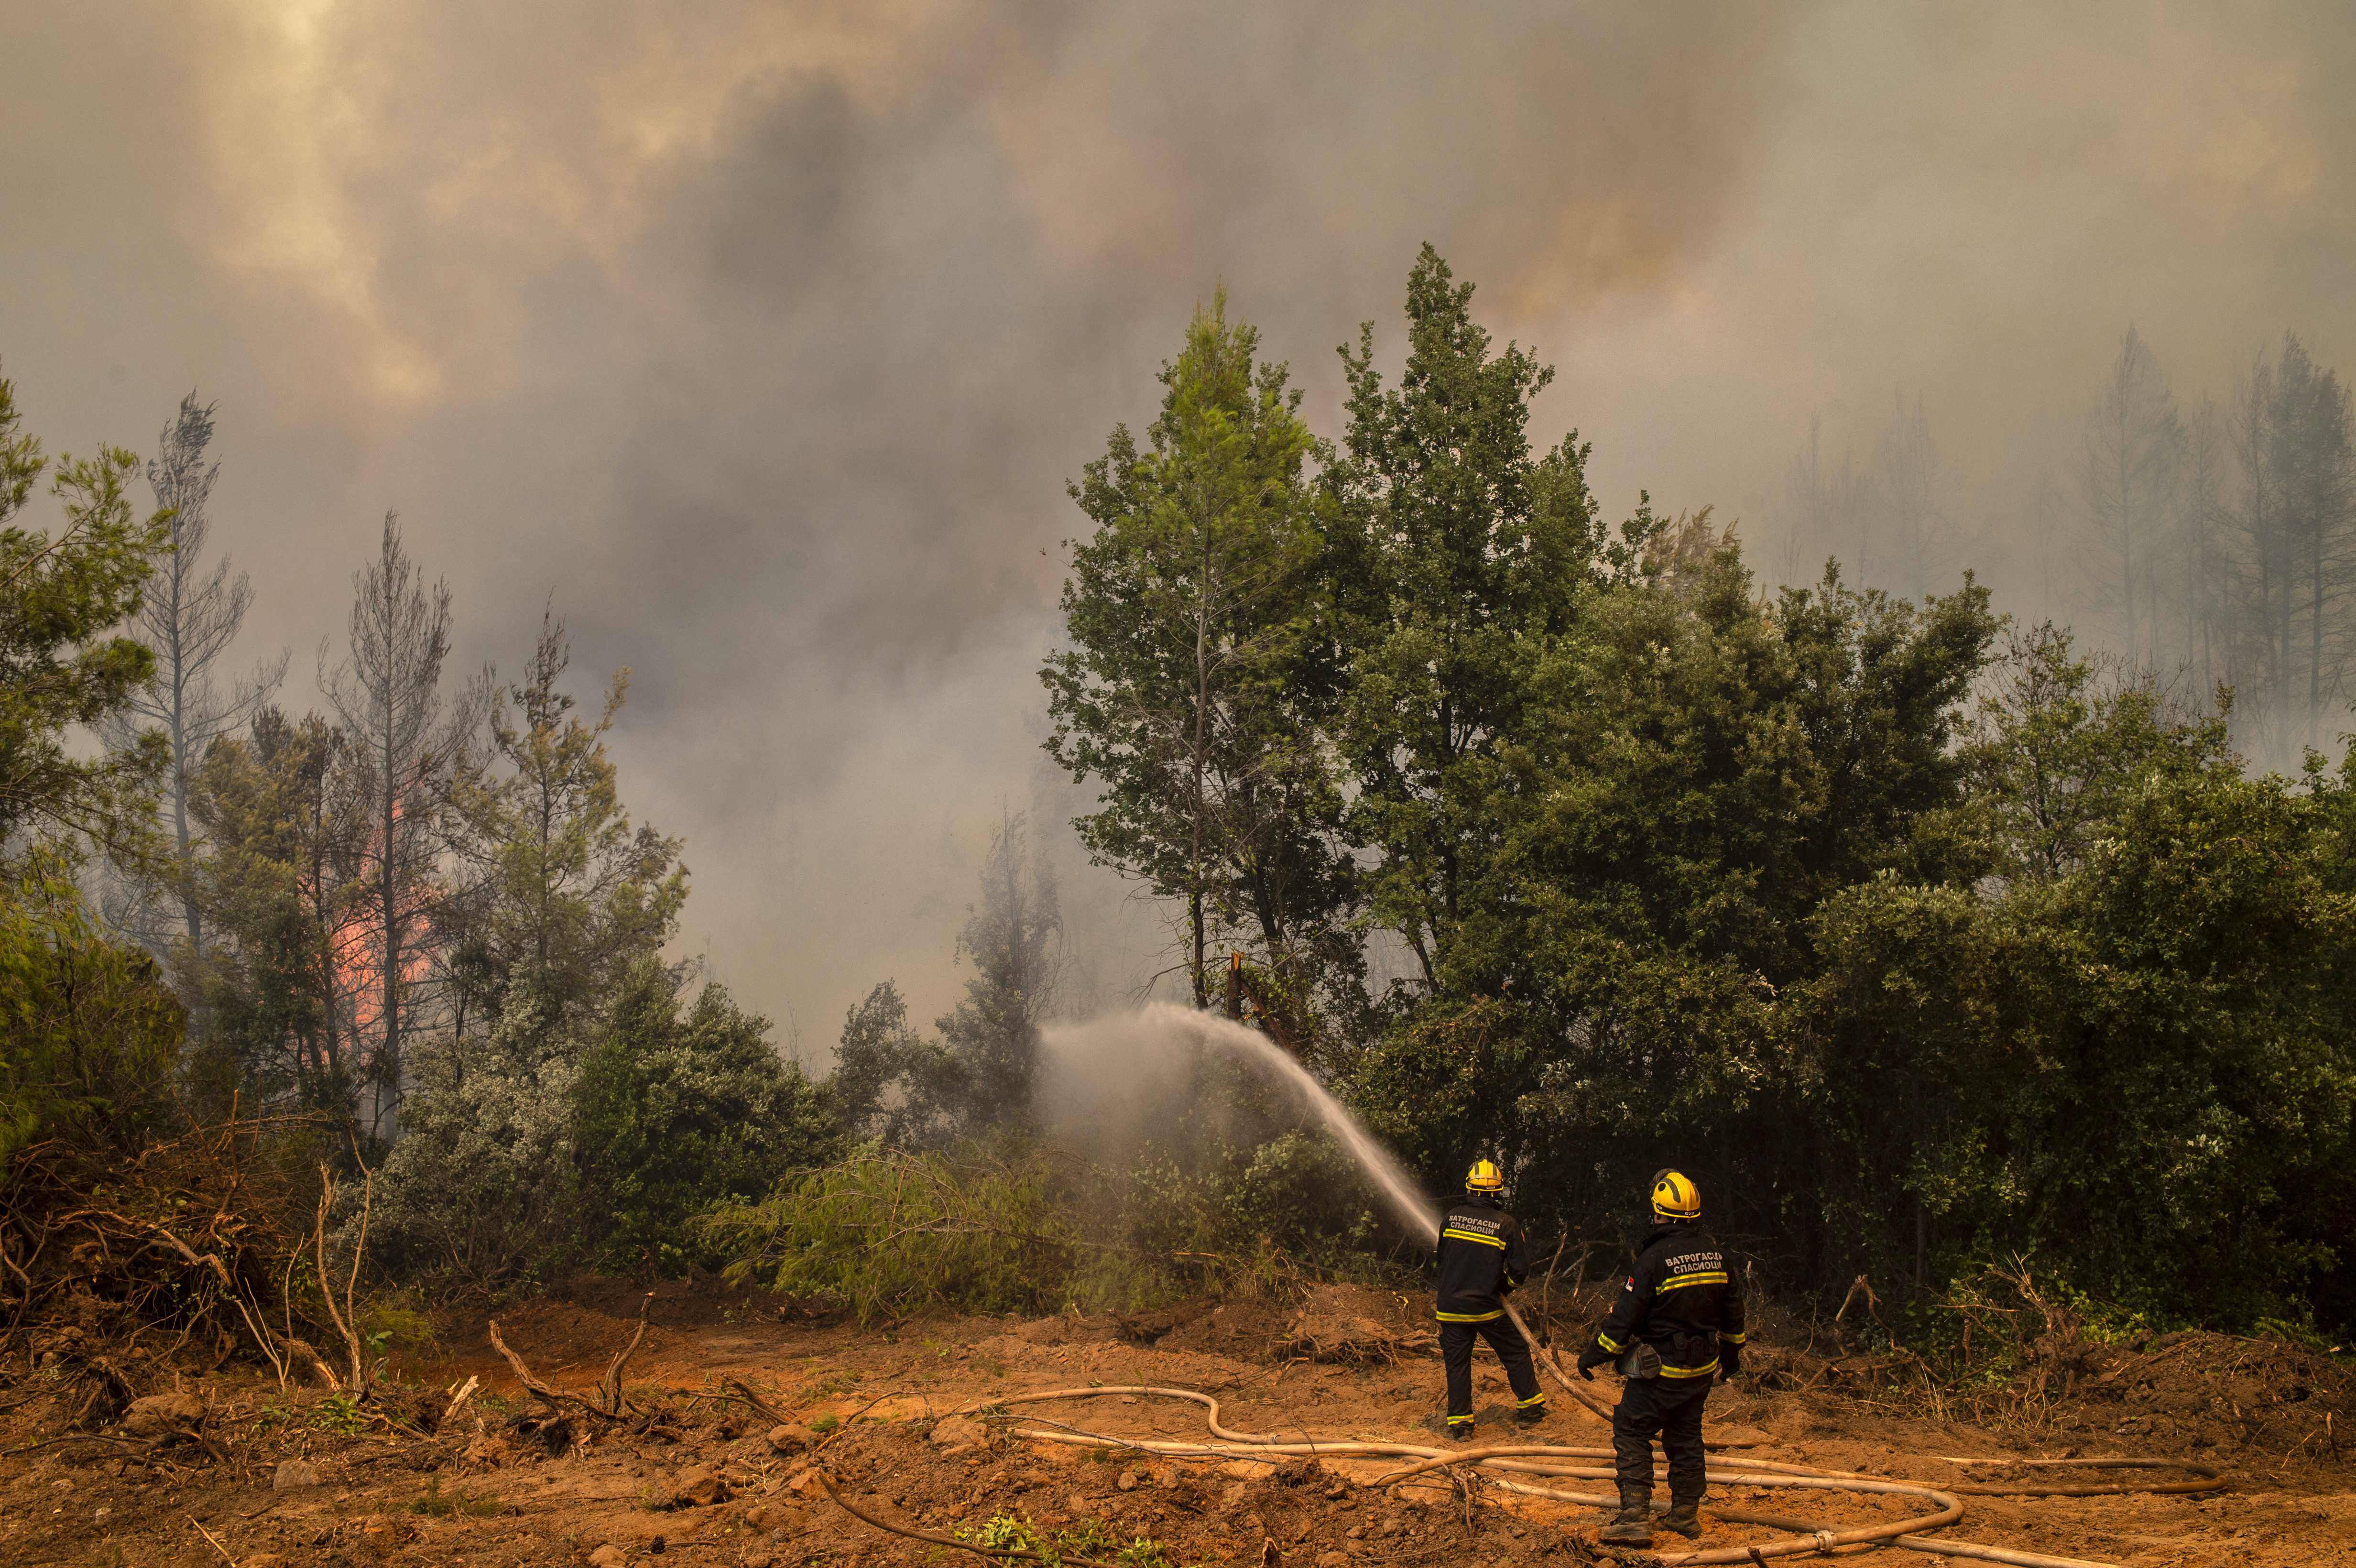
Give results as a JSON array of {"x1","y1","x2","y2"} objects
[{"x1": 322, "y1": 796, "x2": 438, "y2": 1056}]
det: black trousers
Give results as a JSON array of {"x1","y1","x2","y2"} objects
[
  {"x1": 1439, "y1": 1316, "x2": 1544, "y2": 1422},
  {"x1": 1613, "y1": 1373, "x2": 1712, "y2": 1500}
]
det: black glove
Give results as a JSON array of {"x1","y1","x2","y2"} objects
[
  {"x1": 1718, "y1": 1343, "x2": 1742, "y2": 1382},
  {"x1": 1575, "y1": 1344, "x2": 1611, "y2": 1382}
]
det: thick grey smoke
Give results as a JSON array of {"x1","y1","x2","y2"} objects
[{"x1": 2, "y1": 2, "x2": 2351, "y2": 1050}]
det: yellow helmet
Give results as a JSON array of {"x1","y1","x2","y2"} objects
[
  {"x1": 1465, "y1": 1157, "x2": 1505, "y2": 1193},
  {"x1": 1650, "y1": 1168, "x2": 1701, "y2": 1222}
]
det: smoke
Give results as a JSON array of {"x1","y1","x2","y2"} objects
[{"x1": 2, "y1": 2, "x2": 2351, "y2": 1048}]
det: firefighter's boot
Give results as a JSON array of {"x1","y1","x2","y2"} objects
[
  {"x1": 1661, "y1": 1496, "x2": 1703, "y2": 1539},
  {"x1": 1598, "y1": 1487, "x2": 1654, "y2": 1546}
]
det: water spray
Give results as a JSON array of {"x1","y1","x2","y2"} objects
[{"x1": 1139, "y1": 1002, "x2": 1441, "y2": 1245}]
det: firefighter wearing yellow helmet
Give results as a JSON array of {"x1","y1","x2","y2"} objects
[
  {"x1": 1432, "y1": 1156, "x2": 1545, "y2": 1439},
  {"x1": 1573, "y1": 1169, "x2": 1745, "y2": 1546}
]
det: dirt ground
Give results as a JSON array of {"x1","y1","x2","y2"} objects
[{"x1": 5, "y1": 1279, "x2": 2352, "y2": 1568}]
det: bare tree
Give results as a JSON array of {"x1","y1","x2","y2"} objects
[
  {"x1": 2176, "y1": 397, "x2": 2230, "y2": 698},
  {"x1": 2272, "y1": 336, "x2": 2356, "y2": 726},
  {"x1": 1869, "y1": 390, "x2": 1953, "y2": 600},
  {"x1": 101, "y1": 392, "x2": 285, "y2": 1003},
  {"x1": 2219, "y1": 336, "x2": 2356, "y2": 754},
  {"x1": 2078, "y1": 327, "x2": 2183, "y2": 665},
  {"x1": 323, "y1": 513, "x2": 478, "y2": 1146},
  {"x1": 1779, "y1": 411, "x2": 1861, "y2": 589}
]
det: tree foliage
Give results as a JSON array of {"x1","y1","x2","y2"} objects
[
  {"x1": 1043, "y1": 259, "x2": 2356, "y2": 1335},
  {"x1": 445, "y1": 613, "x2": 684, "y2": 1041},
  {"x1": 0, "y1": 368, "x2": 171, "y2": 853},
  {"x1": 1046, "y1": 293, "x2": 1352, "y2": 1016},
  {"x1": 573, "y1": 961, "x2": 839, "y2": 1272},
  {"x1": 0, "y1": 853, "x2": 183, "y2": 1167},
  {"x1": 0, "y1": 370, "x2": 180, "y2": 1166}
]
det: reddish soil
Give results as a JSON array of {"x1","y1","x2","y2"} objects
[{"x1": 5, "y1": 1282, "x2": 2351, "y2": 1567}]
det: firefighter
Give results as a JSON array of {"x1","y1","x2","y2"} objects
[
  {"x1": 1434, "y1": 1157, "x2": 1547, "y2": 1440},
  {"x1": 1573, "y1": 1169, "x2": 1745, "y2": 1546}
]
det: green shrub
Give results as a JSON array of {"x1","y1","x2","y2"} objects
[
  {"x1": 0, "y1": 854, "x2": 181, "y2": 1166},
  {"x1": 369, "y1": 983, "x2": 584, "y2": 1288},
  {"x1": 573, "y1": 961, "x2": 841, "y2": 1272},
  {"x1": 703, "y1": 1142, "x2": 1085, "y2": 1321},
  {"x1": 374, "y1": 961, "x2": 844, "y2": 1286},
  {"x1": 703, "y1": 1129, "x2": 1403, "y2": 1322}
]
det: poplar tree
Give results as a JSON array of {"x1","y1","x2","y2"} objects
[{"x1": 1046, "y1": 293, "x2": 1347, "y2": 1010}]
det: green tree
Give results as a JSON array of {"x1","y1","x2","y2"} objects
[
  {"x1": 934, "y1": 812, "x2": 1062, "y2": 1132},
  {"x1": 184, "y1": 709, "x2": 365, "y2": 1118},
  {"x1": 0, "y1": 367, "x2": 171, "y2": 854},
  {"x1": 446, "y1": 613, "x2": 685, "y2": 1045},
  {"x1": 1953, "y1": 622, "x2": 2231, "y2": 886},
  {"x1": 0, "y1": 365, "x2": 181, "y2": 1166},
  {"x1": 1780, "y1": 621, "x2": 2356, "y2": 1323},
  {"x1": 573, "y1": 960, "x2": 840, "y2": 1271},
  {"x1": 0, "y1": 851, "x2": 183, "y2": 1165},
  {"x1": 830, "y1": 979, "x2": 954, "y2": 1145},
  {"x1": 1328, "y1": 245, "x2": 1636, "y2": 996},
  {"x1": 1342, "y1": 533, "x2": 1997, "y2": 1276},
  {"x1": 1046, "y1": 293, "x2": 1351, "y2": 1013}
]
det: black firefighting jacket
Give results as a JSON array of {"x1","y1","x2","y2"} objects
[
  {"x1": 1433, "y1": 1195, "x2": 1532, "y2": 1323},
  {"x1": 1589, "y1": 1222, "x2": 1745, "y2": 1379}
]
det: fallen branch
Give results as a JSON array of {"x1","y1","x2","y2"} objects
[
  {"x1": 599, "y1": 1293, "x2": 653, "y2": 1416},
  {"x1": 2, "y1": 1432, "x2": 150, "y2": 1457},
  {"x1": 485, "y1": 1320, "x2": 613, "y2": 1421},
  {"x1": 148, "y1": 1222, "x2": 290, "y2": 1389},
  {"x1": 721, "y1": 1376, "x2": 794, "y2": 1428},
  {"x1": 441, "y1": 1374, "x2": 480, "y2": 1429}
]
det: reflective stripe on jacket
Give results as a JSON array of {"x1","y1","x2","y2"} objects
[
  {"x1": 1434, "y1": 1196, "x2": 1531, "y2": 1323},
  {"x1": 1591, "y1": 1223, "x2": 1745, "y2": 1378}
]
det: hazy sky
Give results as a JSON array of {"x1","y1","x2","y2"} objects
[{"x1": 4, "y1": 2, "x2": 2351, "y2": 1056}]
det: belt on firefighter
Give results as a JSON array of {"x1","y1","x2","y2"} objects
[{"x1": 1659, "y1": 1357, "x2": 1721, "y2": 1379}]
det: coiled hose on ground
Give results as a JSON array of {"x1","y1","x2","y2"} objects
[
  {"x1": 808, "y1": 1302, "x2": 2216, "y2": 1568},
  {"x1": 971, "y1": 1383, "x2": 2214, "y2": 1568}
]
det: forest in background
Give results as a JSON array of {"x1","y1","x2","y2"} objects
[
  {"x1": 1769, "y1": 323, "x2": 2356, "y2": 773},
  {"x1": 2, "y1": 246, "x2": 2353, "y2": 1361}
]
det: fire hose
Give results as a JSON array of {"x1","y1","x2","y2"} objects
[{"x1": 900, "y1": 1383, "x2": 2217, "y2": 1568}]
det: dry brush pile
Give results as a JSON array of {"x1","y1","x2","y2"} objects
[{"x1": 0, "y1": 1116, "x2": 423, "y2": 1448}]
